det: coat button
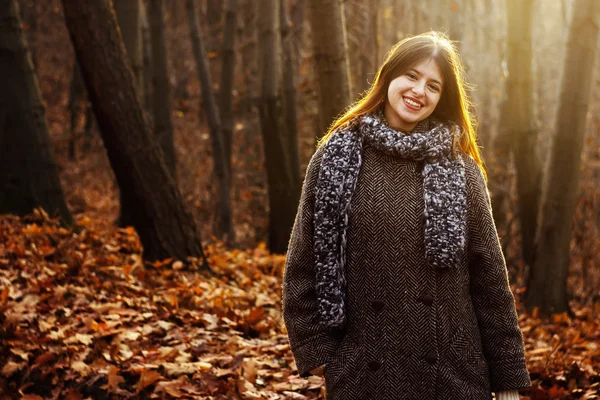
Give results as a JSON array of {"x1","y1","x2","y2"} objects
[
  {"x1": 371, "y1": 300, "x2": 384, "y2": 312},
  {"x1": 367, "y1": 360, "x2": 381, "y2": 371},
  {"x1": 424, "y1": 350, "x2": 437, "y2": 364},
  {"x1": 420, "y1": 293, "x2": 434, "y2": 306}
]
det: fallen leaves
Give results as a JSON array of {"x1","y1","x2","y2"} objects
[
  {"x1": 0, "y1": 215, "x2": 316, "y2": 399},
  {"x1": 0, "y1": 214, "x2": 599, "y2": 399}
]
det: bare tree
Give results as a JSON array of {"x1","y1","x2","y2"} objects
[
  {"x1": 280, "y1": 0, "x2": 300, "y2": 187},
  {"x1": 186, "y1": 0, "x2": 234, "y2": 243},
  {"x1": 258, "y1": 0, "x2": 299, "y2": 253},
  {"x1": 291, "y1": 0, "x2": 306, "y2": 71},
  {"x1": 149, "y1": 0, "x2": 177, "y2": 176},
  {"x1": 347, "y1": 1, "x2": 378, "y2": 98},
  {"x1": 0, "y1": 0, "x2": 72, "y2": 224},
  {"x1": 505, "y1": 0, "x2": 540, "y2": 267},
  {"x1": 67, "y1": 61, "x2": 94, "y2": 160},
  {"x1": 206, "y1": 0, "x2": 223, "y2": 90},
  {"x1": 61, "y1": 0, "x2": 208, "y2": 266},
  {"x1": 307, "y1": 0, "x2": 352, "y2": 138},
  {"x1": 219, "y1": 0, "x2": 237, "y2": 170},
  {"x1": 526, "y1": 0, "x2": 600, "y2": 315},
  {"x1": 239, "y1": 0, "x2": 259, "y2": 115},
  {"x1": 114, "y1": 0, "x2": 144, "y2": 97},
  {"x1": 140, "y1": 0, "x2": 153, "y2": 109}
]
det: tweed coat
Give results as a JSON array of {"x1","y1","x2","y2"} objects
[{"x1": 282, "y1": 142, "x2": 531, "y2": 399}]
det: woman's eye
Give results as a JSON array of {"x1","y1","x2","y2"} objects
[
  {"x1": 407, "y1": 73, "x2": 417, "y2": 80},
  {"x1": 428, "y1": 85, "x2": 439, "y2": 92}
]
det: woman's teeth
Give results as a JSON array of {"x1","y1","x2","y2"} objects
[{"x1": 404, "y1": 98, "x2": 422, "y2": 108}]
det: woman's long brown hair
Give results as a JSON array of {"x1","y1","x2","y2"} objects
[{"x1": 317, "y1": 31, "x2": 486, "y2": 179}]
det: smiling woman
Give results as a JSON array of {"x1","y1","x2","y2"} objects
[
  {"x1": 385, "y1": 58, "x2": 444, "y2": 132},
  {"x1": 282, "y1": 32, "x2": 531, "y2": 400}
]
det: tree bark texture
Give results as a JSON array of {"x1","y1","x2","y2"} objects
[
  {"x1": 149, "y1": 0, "x2": 177, "y2": 177},
  {"x1": 186, "y1": 0, "x2": 234, "y2": 242},
  {"x1": 114, "y1": 0, "x2": 144, "y2": 99},
  {"x1": 526, "y1": 0, "x2": 600, "y2": 315},
  {"x1": 206, "y1": 0, "x2": 223, "y2": 91},
  {"x1": 258, "y1": 0, "x2": 299, "y2": 253},
  {"x1": 280, "y1": 0, "x2": 300, "y2": 188},
  {"x1": 61, "y1": 0, "x2": 207, "y2": 264},
  {"x1": 506, "y1": 0, "x2": 540, "y2": 267},
  {"x1": 291, "y1": 0, "x2": 306, "y2": 73},
  {"x1": 0, "y1": 0, "x2": 72, "y2": 224},
  {"x1": 140, "y1": 0, "x2": 153, "y2": 110},
  {"x1": 219, "y1": 0, "x2": 237, "y2": 172},
  {"x1": 239, "y1": 0, "x2": 259, "y2": 114},
  {"x1": 348, "y1": 1, "x2": 378, "y2": 97},
  {"x1": 114, "y1": 0, "x2": 145, "y2": 228},
  {"x1": 307, "y1": 0, "x2": 352, "y2": 138}
]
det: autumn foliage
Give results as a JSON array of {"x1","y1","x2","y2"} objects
[
  {"x1": 2, "y1": 1, "x2": 599, "y2": 399},
  {"x1": 0, "y1": 211, "x2": 598, "y2": 399}
]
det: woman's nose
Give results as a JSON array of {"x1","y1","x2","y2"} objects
[{"x1": 411, "y1": 83, "x2": 425, "y2": 96}]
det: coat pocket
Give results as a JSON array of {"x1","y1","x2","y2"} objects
[
  {"x1": 449, "y1": 325, "x2": 490, "y2": 390},
  {"x1": 324, "y1": 334, "x2": 358, "y2": 394}
]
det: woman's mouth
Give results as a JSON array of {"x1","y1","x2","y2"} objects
[{"x1": 403, "y1": 97, "x2": 423, "y2": 110}]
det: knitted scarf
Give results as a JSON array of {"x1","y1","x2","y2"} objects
[{"x1": 314, "y1": 111, "x2": 467, "y2": 328}]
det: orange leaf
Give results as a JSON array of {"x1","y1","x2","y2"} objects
[
  {"x1": 247, "y1": 307, "x2": 265, "y2": 325},
  {"x1": 137, "y1": 369, "x2": 162, "y2": 392},
  {"x1": 103, "y1": 365, "x2": 125, "y2": 393}
]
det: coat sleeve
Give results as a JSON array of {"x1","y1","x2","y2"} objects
[
  {"x1": 464, "y1": 158, "x2": 531, "y2": 393},
  {"x1": 282, "y1": 145, "x2": 339, "y2": 377}
]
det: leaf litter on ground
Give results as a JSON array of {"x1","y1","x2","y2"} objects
[{"x1": 0, "y1": 210, "x2": 598, "y2": 399}]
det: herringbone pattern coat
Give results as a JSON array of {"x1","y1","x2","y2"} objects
[{"x1": 282, "y1": 144, "x2": 531, "y2": 399}]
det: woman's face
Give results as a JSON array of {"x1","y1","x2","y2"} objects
[{"x1": 384, "y1": 58, "x2": 443, "y2": 132}]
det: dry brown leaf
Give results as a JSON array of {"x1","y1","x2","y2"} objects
[
  {"x1": 137, "y1": 369, "x2": 163, "y2": 392},
  {"x1": 102, "y1": 365, "x2": 125, "y2": 393}
]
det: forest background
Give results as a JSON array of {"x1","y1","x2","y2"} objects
[{"x1": 0, "y1": 0, "x2": 599, "y2": 399}]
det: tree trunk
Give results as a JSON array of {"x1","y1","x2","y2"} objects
[
  {"x1": 219, "y1": 0, "x2": 237, "y2": 172},
  {"x1": 349, "y1": 0, "x2": 377, "y2": 97},
  {"x1": 239, "y1": 0, "x2": 259, "y2": 115},
  {"x1": 186, "y1": 0, "x2": 234, "y2": 243},
  {"x1": 114, "y1": 0, "x2": 146, "y2": 228},
  {"x1": 61, "y1": 0, "x2": 208, "y2": 266},
  {"x1": 291, "y1": 0, "x2": 306, "y2": 72},
  {"x1": 140, "y1": 0, "x2": 153, "y2": 110},
  {"x1": 149, "y1": 0, "x2": 177, "y2": 177},
  {"x1": 113, "y1": 0, "x2": 144, "y2": 98},
  {"x1": 258, "y1": 0, "x2": 298, "y2": 253},
  {"x1": 506, "y1": 0, "x2": 540, "y2": 267},
  {"x1": 280, "y1": 0, "x2": 300, "y2": 188},
  {"x1": 0, "y1": 0, "x2": 72, "y2": 225},
  {"x1": 307, "y1": 0, "x2": 352, "y2": 138},
  {"x1": 206, "y1": 0, "x2": 223, "y2": 93},
  {"x1": 526, "y1": 0, "x2": 600, "y2": 315}
]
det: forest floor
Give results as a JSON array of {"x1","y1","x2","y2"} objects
[
  {"x1": 1, "y1": 2, "x2": 599, "y2": 399},
  {"x1": 0, "y1": 212, "x2": 599, "y2": 399}
]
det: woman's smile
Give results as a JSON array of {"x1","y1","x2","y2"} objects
[
  {"x1": 403, "y1": 96, "x2": 424, "y2": 110},
  {"x1": 385, "y1": 58, "x2": 443, "y2": 132}
]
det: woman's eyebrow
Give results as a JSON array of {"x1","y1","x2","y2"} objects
[{"x1": 410, "y1": 68, "x2": 443, "y2": 86}]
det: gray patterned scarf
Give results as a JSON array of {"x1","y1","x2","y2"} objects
[{"x1": 314, "y1": 111, "x2": 467, "y2": 328}]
